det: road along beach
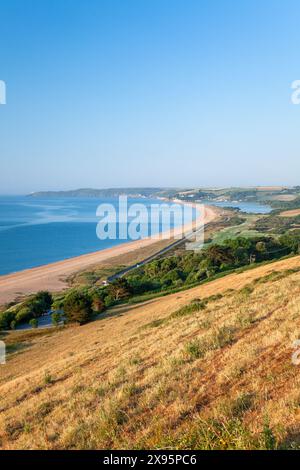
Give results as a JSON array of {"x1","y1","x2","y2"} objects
[{"x1": 0, "y1": 204, "x2": 220, "y2": 304}]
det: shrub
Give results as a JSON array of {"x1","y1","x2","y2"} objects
[
  {"x1": 92, "y1": 294, "x2": 105, "y2": 313},
  {"x1": 51, "y1": 312, "x2": 61, "y2": 326},
  {"x1": 107, "y1": 278, "x2": 132, "y2": 301},
  {"x1": 104, "y1": 295, "x2": 116, "y2": 308},
  {"x1": 171, "y1": 300, "x2": 206, "y2": 319},
  {"x1": 44, "y1": 371, "x2": 53, "y2": 385},
  {"x1": 239, "y1": 286, "x2": 254, "y2": 298},
  {"x1": 63, "y1": 290, "x2": 92, "y2": 325},
  {"x1": 15, "y1": 307, "x2": 32, "y2": 324},
  {"x1": 261, "y1": 420, "x2": 277, "y2": 450},
  {"x1": 51, "y1": 296, "x2": 65, "y2": 310},
  {"x1": 185, "y1": 338, "x2": 209, "y2": 359},
  {"x1": 225, "y1": 393, "x2": 255, "y2": 418},
  {"x1": 29, "y1": 318, "x2": 38, "y2": 329},
  {"x1": 0, "y1": 310, "x2": 16, "y2": 330},
  {"x1": 25, "y1": 291, "x2": 53, "y2": 318}
]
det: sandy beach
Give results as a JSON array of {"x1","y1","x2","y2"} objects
[{"x1": 0, "y1": 204, "x2": 220, "y2": 305}]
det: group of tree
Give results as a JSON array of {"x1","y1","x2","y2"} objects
[
  {"x1": 0, "y1": 291, "x2": 53, "y2": 330},
  {"x1": 125, "y1": 234, "x2": 300, "y2": 296},
  {"x1": 2, "y1": 232, "x2": 300, "y2": 331},
  {"x1": 60, "y1": 278, "x2": 133, "y2": 324},
  {"x1": 0, "y1": 277, "x2": 135, "y2": 330}
]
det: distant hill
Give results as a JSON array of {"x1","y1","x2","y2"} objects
[
  {"x1": 27, "y1": 188, "x2": 173, "y2": 198},
  {"x1": 28, "y1": 186, "x2": 300, "y2": 206}
]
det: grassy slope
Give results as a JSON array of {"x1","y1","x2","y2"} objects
[{"x1": 1, "y1": 256, "x2": 300, "y2": 449}]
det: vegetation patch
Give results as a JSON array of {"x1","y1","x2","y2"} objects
[{"x1": 185, "y1": 325, "x2": 237, "y2": 361}]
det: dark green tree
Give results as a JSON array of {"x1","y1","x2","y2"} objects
[
  {"x1": 63, "y1": 291, "x2": 92, "y2": 325},
  {"x1": 29, "y1": 318, "x2": 38, "y2": 329},
  {"x1": 51, "y1": 312, "x2": 61, "y2": 326}
]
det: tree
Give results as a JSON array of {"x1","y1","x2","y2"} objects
[
  {"x1": 160, "y1": 257, "x2": 177, "y2": 274},
  {"x1": 91, "y1": 294, "x2": 105, "y2": 313},
  {"x1": 233, "y1": 247, "x2": 249, "y2": 265},
  {"x1": 204, "y1": 245, "x2": 234, "y2": 268},
  {"x1": 279, "y1": 233, "x2": 300, "y2": 254},
  {"x1": 27, "y1": 291, "x2": 53, "y2": 317},
  {"x1": 104, "y1": 295, "x2": 115, "y2": 308},
  {"x1": 107, "y1": 278, "x2": 132, "y2": 301},
  {"x1": 51, "y1": 297, "x2": 65, "y2": 310},
  {"x1": 51, "y1": 312, "x2": 61, "y2": 326},
  {"x1": 256, "y1": 241, "x2": 266, "y2": 253},
  {"x1": 29, "y1": 318, "x2": 38, "y2": 329},
  {"x1": 63, "y1": 290, "x2": 92, "y2": 325},
  {"x1": 0, "y1": 310, "x2": 16, "y2": 330},
  {"x1": 35, "y1": 291, "x2": 52, "y2": 309},
  {"x1": 15, "y1": 306, "x2": 32, "y2": 324}
]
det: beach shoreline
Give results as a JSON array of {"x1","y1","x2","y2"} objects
[{"x1": 0, "y1": 204, "x2": 221, "y2": 305}]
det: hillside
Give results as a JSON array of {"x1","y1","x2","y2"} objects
[
  {"x1": 27, "y1": 188, "x2": 170, "y2": 198},
  {"x1": 1, "y1": 256, "x2": 300, "y2": 449},
  {"x1": 28, "y1": 186, "x2": 300, "y2": 205}
]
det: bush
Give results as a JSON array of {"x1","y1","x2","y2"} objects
[
  {"x1": 185, "y1": 338, "x2": 209, "y2": 359},
  {"x1": 51, "y1": 312, "x2": 61, "y2": 326},
  {"x1": 107, "y1": 278, "x2": 132, "y2": 301},
  {"x1": 91, "y1": 294, "x2": 105, "y2": 313},
  {"x1": 52, "y1": 297, "x2": 65, "y2": 310},
  {"x1": 0, "y1": 310, "x2": 16, "y2": 330},
  {"x1": 15, "y1": 307, "x2": 32, "y2": 324},
  {"x1": 35, "y1": 291, "x2": 52, "y2": 308},
  {"x1": 104, "y1": 295, "x2": 116, "y2": 308},
  {"x1": 25, "y1": 291, "x2": 53, "y2": 318},
  {"x1": 63, "y1": 290, "x2": 92, "y2": 325},
  {"x1": 29, "y1": 318, "x2": 38, "y2": 329}
]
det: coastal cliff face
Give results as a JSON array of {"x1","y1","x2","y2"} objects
[{"x1": 1, "y1": 254, "x2": 300, "y2": 449}]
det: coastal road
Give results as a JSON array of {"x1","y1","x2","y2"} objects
[
  {"x1": 0, "y1": 205, "x2": 220, "y2": 305},
  {"x1": 107, "y1": 224, "x2": 209, "y2": 282}
]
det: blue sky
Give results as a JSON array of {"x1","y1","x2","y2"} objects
[{"x1": 0, "y1": 0, "x2": 300, "y2": 194}]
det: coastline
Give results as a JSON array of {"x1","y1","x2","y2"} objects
[{"x1": 0, "y1": 204, "x2": 221, "y2": 305}]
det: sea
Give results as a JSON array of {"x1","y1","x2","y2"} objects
[
  {"x1": 0, "y1": 196, "x2": 194, "y2": 276},
  {"x1": 0, "y1": 196, "x2": 271, "y2": 276}
]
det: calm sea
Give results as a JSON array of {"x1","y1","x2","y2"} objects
[
  {"x1": 0, "y1": 196, "x2": 197, "y2": 276},
  {"x1": 0, "y1": 196, "x2": 271, "y2": 276}
]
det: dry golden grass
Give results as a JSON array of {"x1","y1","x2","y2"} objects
[{"x1": 1, "y1": 255, "x2": 300, "y2": 449}]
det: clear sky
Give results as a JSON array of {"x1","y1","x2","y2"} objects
[{"x1": 1, "y1": 0, "x2": 300, "y2": 194}]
